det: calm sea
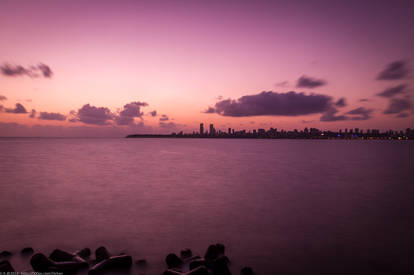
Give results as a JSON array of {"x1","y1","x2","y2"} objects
[{"x1": 0, "y1": 138, "x2": 413, "y2": 274}]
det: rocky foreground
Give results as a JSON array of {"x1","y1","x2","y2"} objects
[{"x1": 0, "y1": 244, "x2": 254, "y2": 275}]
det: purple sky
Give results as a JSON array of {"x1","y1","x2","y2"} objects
[{"x1": 0, "y1": 0, "x2": 413, "y2": 136}]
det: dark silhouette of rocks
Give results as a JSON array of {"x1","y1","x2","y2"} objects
[
  {"x1": 21, "y1": 247, "x2": 34, "y2": 255},
  {"x1": 181, "y1": 248, "x2": 193, "y2": 259},
  {"x1": 189, "y1": 258, "x2": 206, "y2": 270},
  {"x1": 166, "y1": 253, "x2": 183, "y2": 269},
  {"x1": 50, "y1": 249, "x2": 75, "y2": 261},
  {"x1": 0, "y1": 251, "x2": 12, "y2": 258},
  {"x1": 75, "y1": 248, "x2": 91, "y2": 259},
  {"x1": 31, "y1": 253, "x2": 88, "y2": 273},
  {"x1": 241, "y1": 266, "x2": 254, "y2": 275},
  {"x1": 187, "y1": 265, "x2": 209, "y2": 275},
  {"x1": 88, "y1": 255, "x2": 132, "y2": 274},
  {"x1": 0, "y1": 260, "x2": 15, "y2": 272},
  {"x1": 94, "y1": 246, "x2": 110, "y2": 262}
]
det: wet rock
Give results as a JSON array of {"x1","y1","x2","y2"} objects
[
  {"x1": 186, "y1": 266, "x2": 208, "y2": 275},
  {"x1": 165, "y1": 253, "x2": 183, "y2": 269},
  {"x1": 211, "y1": 255, "x2": 231, "y2": 275},
  {"x1": 75, "y1": 248, "x2": 91, "y2": 259},
  {"x1": 30, "y1": 253, "x2": 54, "y2": 272},
  {"x1": 163, "y1": 270, "x2": 182, "y2": 275},
  {"x1": 0, "y1": 260, "x2": 15, "y2": 272},
  {"x1": 189, "y1": 258, "x2": 206, "y2": 270},
  {"x1": 204, "y1": 245, "x2": 220, "y2": 262},
  {"x1": 135, "y1": 258, "x2": 147, "y2": 266},
  {"x1": 88, "y1": 255, "x2": 132, "y2": 274},
  {"x1": 21, "y1": 247, "x2": 34, "y2": 255},
  {"x1": 216, "y1": 243, "x2": 225, "y2": 255},
  {"x1": 240, "y1": 266, "x2": 254, "y2": 275},
  {"x1": 0, "y1": 251, "x2": 12, "y2": 258},
  {"x1": 180, "y1": 248, "x2": 192, "y2": 259},
  {"x1": 95, "y1": 247, "x2": 110, "y2": 262},
  {"x1": 50, "y1": 249, "x2": 74, "y2": 262}
]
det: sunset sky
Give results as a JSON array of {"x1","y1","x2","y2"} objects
[{"x1": 0, "y1": 0, "x2": 413, "y2": 136}]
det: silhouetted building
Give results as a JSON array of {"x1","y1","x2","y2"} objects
[
  {"x1": 209, "y1": 124, "x2": 215, "y2": 135},
  {"x1": 200, "y1": 123, "x2": 204, "y2": 135}
]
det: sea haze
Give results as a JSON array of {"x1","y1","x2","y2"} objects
[{"x1": 0, "y1": 138, "x2": 413, "y2": 274}]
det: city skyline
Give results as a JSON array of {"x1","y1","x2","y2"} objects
[{"x1": 1, "y1": 0, "x2": 414, "y2": 137}]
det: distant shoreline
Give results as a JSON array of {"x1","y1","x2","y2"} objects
[{"x1": 125, "y1": 134, "x2": 412, "y2": 140}]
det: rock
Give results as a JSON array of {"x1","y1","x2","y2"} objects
[
  {"x1": 0, "y1": 251, "x2": 12, "y2": 258},
  {"x1": 21, "y1": 247, "x2": 34, "y2": 255},
  {"x1": 88, "y1": 255, "x2": 132, "y2": 274},
  {"x1": 189, "y1": 258, "x2": 206, "y2": 270},
  {"x1": 211, "y1": 255, "x2": 231, "y2": 275},
  {"x1": 163, "y1": 269, "x2": 182, "y2": 275},
  {"x1": 165, "y1": 253, "x2": 183, "y2": 268},
  {"x1": 204, "y1": 245, "x2": 219, "y2": 262},
  {"x1": 240, "y1": 266, "x2": 254, "y2": 275},
  {"x1": 186, "y1": 266, "x2": 208, "y2": 275},
  {"x1": 50, "y1": 249, "x2": 73, "y2": 262},
  {"x1": 135, "y1": 258, "x2": 147, "y2": 266},
  {"x1": 75, "y1": 248, "x2": 91, "y2": 259},
  {"x1": 95, "y1": 247, "x2": 110, "y2": 262},
  {"x1": 216, "y1": 243, "x2": 225, "y2": 255},
  {"x1": 180, "y1": 248, "x2": 192, "y2": 259},
  {"x1": 0, "y1": 260, "x2": 15, "y2": 272},
  {"x1": 30, "y1": 253, "x2": 54, "y2": 272}
]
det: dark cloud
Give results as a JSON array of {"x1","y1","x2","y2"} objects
[
  {"x1": 377, "y1": 60, "x2": 409, "y2": 80},
  {"x1": 384, "y1": 98, "x2": 412, "y2": 114},
  {"x1": 38, "y1": 112, "x2": 66, "y2": 121},
  {"x1": 4, "y1": 103, "x2": 28, "y2": 114},
  {"x1": 275, "y1": 81, "x2": 288, "y2": 87},
  {"x1": 206, "y1": 91, "x2": 332, "y2": 117},
  {"x1": 159, "y1": 114, "x2": 169, "y2": 121},
  {"x1": 320, "y1": 107, "x2": 348, "y2": 122},
  {"x1": 37, "y1": 63, "x2": 53, "y2": 78},
  {"x1": 115, "y1": 101, "x2": 148, "y2": 125},
  {"x1": 346, "y1": 107, "x2": 373, "y2": 120},
  {"x1": 76, "y1": 104, "x2": 114, "y2": 125},
  {"x1": 0, "y1": 95, "x2": 6, "y2": 101},
  {"x1": 335, "y1": 98, "x2": 347, "y2": 107},
  {"x1": 149, "y1": 110, "x2": 157, "y2": 117},
  {"x1": 296, "y1": 75, "x2": 326, "y2": 88},
  {"x1": 359, "y1": 98, "x2": 370, "y2": 102},
  {"x1": 1, "y1": 63, "x2": 53, "y2": 78},
  {"x1": 29, "y1": 109, "x2": 36, "y2": 118},
  {"x1": 396, "y1": 113, "x2": 409, "y2": 118},
  {"x1": 377, "y1": 84, "x2": 407, "y2": 98}
]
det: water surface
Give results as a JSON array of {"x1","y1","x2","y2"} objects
[{"x1": 0, "y1": 138, "x2": 413, "y2": 274}]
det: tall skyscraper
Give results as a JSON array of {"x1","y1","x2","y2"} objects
[
  {"x1": 209, "y1": 124, "x2": 215, "y2": 135},
  {"x1": 200, "y1": 123, "x2": 204, "y2": 135}
]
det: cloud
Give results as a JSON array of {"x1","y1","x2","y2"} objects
[
  {"x1": 335, "y1": 98, "x2": 347, "y2": 107},
  {"x1": 159, "y1": 114, "x2": 169, "y2": 121},
  {"x1": 384, "y1": 98, "x2": 412, "y2": 114},
  {"x1": 296, "y1": 75, "x2": 326, "y2": 88},
  {"x1": 0, "y1": 95, "x2": 6, "y2": 101},
  {"x1": 377, "y1": 60, "x2": 409, "y2": 80},
  {"x1": 4, "y1": 103, "x2": 28, "y2": 114},
  {"x1": 149, "y1": 110, "x2": 157, "y2": 117},
  {"x1": 37, "y1": 63, "x2": 53, "y2": 78},
  {"x1": 76, "y1": 104, "x2": 114, "y2": 125},
  {"x1": 346, "y1": 107, "x2": 373, "y2": 120},
  {"x1": 275, "y1": 81, "x2": 288, "y2": 87},
  {"x1": 1, "y1": 63, "x2": 53, "y2": 78},
  {"x1": 114, "y1": 101, "x2": 148, "y2": 125},
  {"x1": 359, "y1": 98, "x2": 370, "y2": 102},
  {"x1": 396, "y1": 113, "x2": 409, "y2": 118},
  {"x1": 38, "y1": 112, "x2": 66, "y2": 121},
  {"x1": 320, "y1": 107, "x2": 348, "y2": 122},
  {"x1": 376, "y1": 84, "x2": 407, "y2": 98},
  {"x1": 205, "y1": 91, "x2": 333, "y2": 117},
  {"x1": 29, "y1": 109, "x2": 36, "y2": 118}
]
